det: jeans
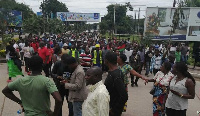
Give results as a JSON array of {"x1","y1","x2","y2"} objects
[
  {"x1": 181, "y1": 55, "x2": 187, "y2": 63},
  {"x1": 72, "y1": 101, "x2": 83, "y2": 116},
  {"x1": 93, "y1": 64, "x2": 101, "y2": 67},
  {"x1": 145, "y1": 62, "x2": 150, "y2": 75}
]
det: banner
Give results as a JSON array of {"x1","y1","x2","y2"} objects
[
  {"x1": 57, "y1": 12, "x2": 100, "y2": 22},
  {"x1": 144, "y1": 7, "x2": 200, "y2": 41},
  {"x1": 9, "y1": 10, "x2": 22, "y2": 27}
]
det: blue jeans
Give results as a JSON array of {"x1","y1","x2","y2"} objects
[
  {"x1": 145, "y1": 62, "x2": 150, "y2": 75},
  {"x1": 72, "y1": 101, "x2": 83, "y2": 116},
  {"x1": 93, "y1": 64, "x2": 101, "y2": 67},
  {"x1": 181, "y1": 55, "x2": 187, "y2": 63}
]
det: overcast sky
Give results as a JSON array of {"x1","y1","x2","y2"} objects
[{"x1": 15, "y1": 0, "x2": 174, "y2": 18}]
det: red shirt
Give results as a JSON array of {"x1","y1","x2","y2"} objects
[
  {"x1": 48, "y1": 48, "x2": 54, "y2": 62},
  {"x1": 30, "y1": 42, "x2": 39, "y2": 52},
  {"x1": 79, "y1": 53, "x2": 92, "y2": 69},
  {"x1": 38, "y1": 47, "x2": 50, "y2": 64}
]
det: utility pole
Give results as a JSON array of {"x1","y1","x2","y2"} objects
[
  {"x1": 114, "y1": 5, "x2": 116, "y2": 35},
  {"x1": 138, "y1": 8, "x2": 140, "y2": 34}
]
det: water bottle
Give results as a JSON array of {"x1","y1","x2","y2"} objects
[{"x1": 17, "y1": 109, "x2": 22, "y2": 116}]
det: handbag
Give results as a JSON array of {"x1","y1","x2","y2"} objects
[{"x1": 149, "y1": 75, "x2": 164, "y2": 95}]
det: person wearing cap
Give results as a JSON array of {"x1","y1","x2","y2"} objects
[
  {"x1": 92, "y1": 44, "x2": 102, "y2": 67},
  {"x1": 62, "y1": 43, "x2": 70, "y2": 55}
]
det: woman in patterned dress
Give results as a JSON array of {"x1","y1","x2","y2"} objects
[
  {"x1": 146, "y1": 62, "x2": 174, "y2": 116},
  {"x1": 117, "y1": 54, "x2": 147, "y2": 112}
]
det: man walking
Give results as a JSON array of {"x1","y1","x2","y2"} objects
[
  {"x1": 83, "y1": 67, "x2": 110, "y2": 116},
  {"x1": 2, "y1": 55, "x2": 62, "y2": 116},
  {"x1": 38, "y1": 41, "x2": 50, "y2": 77},
  {"x1": 63, "y1": 56, "x2": 88, "y2": 116},
  {"x1": 104, "y1": 51, "x2": 128, "y2": 116}
]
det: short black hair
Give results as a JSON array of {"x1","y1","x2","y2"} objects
[
  {"x1": 65, "y1": 56, "x2": 77, "y2": 65},
  {"x1": 105, "y1": 51, "x2": 117, "y2": 65},
  {"x1": 119, "y1": 54, "x2": 127, "y2": 63},
  {"x1": 61, "y1": 54, "x2": 70, "y2": 64},
  {"x1": 163, "y1": 61, "x2": 171, "y2": 72},
  {"x1": 30, "y1": 55, "x2": 43, "y2": 71}
]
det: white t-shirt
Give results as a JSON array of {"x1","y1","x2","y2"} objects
[
  {"x1": 125, "y1": 49, "x2": 133, "y2": 63},
  {"x1": 19, "y1": 43, "x2": 25, "y2": 52}
]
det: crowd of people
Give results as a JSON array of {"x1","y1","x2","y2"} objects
[{"x1": 2, "y1": 32, "x2": 196, "y2": 116}]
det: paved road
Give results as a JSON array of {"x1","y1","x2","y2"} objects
[{"x1": 0, "y1": 63, "x2": 200, "y2": 116}]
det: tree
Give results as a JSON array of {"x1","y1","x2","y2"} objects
[
  {"x1": 0, "y1": 9, "x2": 15, "y2": 47},
  {"x1": 23, "y1": 16, "x2": 66, "y2": 34},
  {"x1": 0, "y1": 0, "x2": 35, "y2": 20},
  {"x1": 40, "y1": 0, "x2": 69, "y2": 18},
  {"x1": 99, "y1": 3, "x2": 134, "y2": 35},
  {"x1": 184, "y1": 0, "x2": 200, "y2": 7}
]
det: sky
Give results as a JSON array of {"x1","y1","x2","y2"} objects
[{"x1": 15, "y1": 0, "x2": 174, "y2": 18}]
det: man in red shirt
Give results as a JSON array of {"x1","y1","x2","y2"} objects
[
  {"x1": 30, "y1": 40, "x2": 39, "y2": 54},
  {"x1": 38, "y1": 41, "x2": 50, "y2": 77}
]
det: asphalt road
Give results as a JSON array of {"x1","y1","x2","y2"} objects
[{"x1": 0, "y1": 63, "x2": 200, "y2": 116}]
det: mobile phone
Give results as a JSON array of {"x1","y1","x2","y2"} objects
[{"x1": 63, "y1": 72, "x2": 71, "y2": 79}]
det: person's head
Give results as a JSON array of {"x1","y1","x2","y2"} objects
[
  {"x1": 149, "y1": 46, "x2": 153, "y2": 51},
  {"x1": 154, "y1": 49, "x2": 160, "y2": 56},
  {"x1": 105, "y1": 51, "x2": 117, "y2": 66},
  {"x1": 65, "y1": 56, "x2": 78, "y2": 72},
  {"x1": 85, "y1": 66, "x2": 103, "y2": 85},
  {"x1": 39, "y1": 41, "x2": 45, "y2": 48},
  {"x1": 160, "y1": 62, "x2": 172, "y2": 74},
  {"x1": 63, "y1": 43, "x2": 68, "y2": 49},
  {"x1": 71, "y1": 45, "x2": 75, "y2": 50},
  {"x1": 117, "y1": 54, "x2": 127, "y2": 64},
  {"x1": 172, "y1": 62, "x2": 196, "y2": 85},
  {"x1": 176, "y1": 47, "x2": 180, "y2": 52},
  {"x1": 54, "y1": 47, "x2": 61, "y2": 55},
  {"x1": 30, "y1": 55, "x2": 43, "y2": 72},
  {"x1": 168, "y1": 55, "x2": 175, "y2": 63},
  {"x1": 95, "y1": 44, "x2": 100, "y2": 51},
  {"x1": 61, "y1": 54, "x2": 70, "y2": 67},
  {"x1": 132, "y1": 50, "x2": 137, "y2": 55}
]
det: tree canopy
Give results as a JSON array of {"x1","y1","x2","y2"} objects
[
  {"x1": 99, "y1": 3, "x2": 135, "y2": 35},
  {"x1": 0, "y1": 0, "x2": 35, "y2": 20},
  {"x1": 40, "y1": 0, "x2": 69, "y2": 18}
]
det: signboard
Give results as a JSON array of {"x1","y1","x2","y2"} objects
[
  {"x1": 37, "y1": 12, "x2": 43, "y2": 16},
  {"x1": 57, "y1": 12, "x2": 100, "y2": 22},
  {"x1": 144, "y1": 7, "x2": 200, "y2": 41},
  {"x1": 9, "y1": 10, "x2": 22, "y2": 27}
]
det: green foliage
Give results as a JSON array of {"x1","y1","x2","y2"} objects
[
  {"x1": 40, "y1": 0, "x2": 68, "y2": 18},
  {"x1": 0, "y1": 0, "x2": 35, "y2": 20},
  {"x1": 23, "y1": 16, "x2": 66, "y2": 34},
  {"x1": 100, "y1": 3, "x2": 135, "y2": 35},
  {"x1": 184, "y1": 0, "x2": 200, "y2": 7}
]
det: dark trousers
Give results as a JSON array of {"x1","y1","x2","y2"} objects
[
  {"x1": 24, "y1": 57, "x2": 30, "y2": 72},
  {"x1": 153, "y1": 68, "x2": 160, "y2": 76},
  {"x1": 59, "y1": 90, "x2": 73, "y2": 116},
  {"x1": 131, "y1": 68, "x2": 139, "y2": 85},
  {"x1": 166, "y1": 108, "x2": 186, "y2": 116},
  {"x1": 20, "y1": 52, "x2": 24, "y2": 61},
  {"x1": 43, "y1": 63, "x2": 50, "y2": 77}
]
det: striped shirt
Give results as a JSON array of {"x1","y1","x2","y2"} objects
[{"x1": 79, "y1": 53, "x2": 92, "y2": 70}]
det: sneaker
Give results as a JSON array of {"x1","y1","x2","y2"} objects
[{"x1": 7, "y1": 80, "x2": 12, "y2": 83}]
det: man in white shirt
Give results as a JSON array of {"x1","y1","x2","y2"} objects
[
  {"x1": 124, "y1": 47, "x2": 133, "y2": 63},
  {"x1": 82, "y1": 67, "x2": 110, "y2": 116}
]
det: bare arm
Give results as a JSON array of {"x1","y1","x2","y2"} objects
[
  {"x1": 129, "y1": 69, "x2": 145, "y2": 80},
  {"x1": 2, "y1": 86, "x2": 21, "y2": 104},
  {"x1": 51, "y1": 91, "x2": 62, "y2": 116}
]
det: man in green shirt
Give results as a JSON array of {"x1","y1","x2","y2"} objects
[{"x1": 2, "y1": 55, "x2": 62, "y2": 116}]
